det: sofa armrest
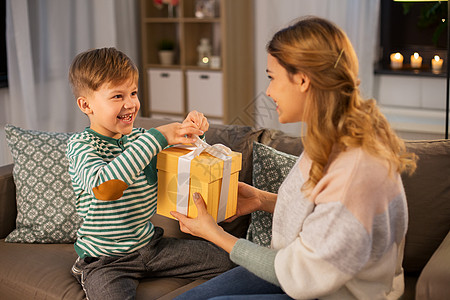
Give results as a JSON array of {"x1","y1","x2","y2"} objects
[
  {"x1": 0, "y1": 164, "x2": 16, "y2": 239},
  {"x1": 416, "y1": 230, "x2": 450, "y2": 300}
]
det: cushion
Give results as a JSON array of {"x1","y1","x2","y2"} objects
[
  {"x1": 259, "y1": 128, "x2": 304, "y2": 157},
  {"x1": 205, "y1": 123, "x2": 263, "y2": 186},
  {"x1": 402, "y1": 139, "x2": 450, "y2": 273},
  {"x1": 5, "y1": 125, "x2": 81, "y2": 243},
  {"x1": 246, "y1": 142, "x2": 298, "y2": 247}
]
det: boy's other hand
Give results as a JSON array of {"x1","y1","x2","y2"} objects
[
  {"x1": 183, "y1": 110, "x2": 209, "y2": 133},
  {"x1": 156, "y1": 122, "x2": 204, "y2": 145}
]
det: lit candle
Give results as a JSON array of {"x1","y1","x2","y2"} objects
[
  {"x1": 431, "y1": 55, "x2": 443, "y2": 72},
  {"x1": 390, "y1": 52, "x2": 403, "y2": 69},
  {"x1": 410, "y1": 52, "x2": 422, "y2": 69}
]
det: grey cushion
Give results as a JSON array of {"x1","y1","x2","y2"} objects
[
  {"x1": 5, "y1": 125, "x2": 81, "y2": 243},
  {"x1": 246, "y1": 142, "x2": 298, "y2": 247}
]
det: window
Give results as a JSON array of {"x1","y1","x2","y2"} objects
[{"x1": 378, "y1": 0, "x2": 447, "y2": 76}]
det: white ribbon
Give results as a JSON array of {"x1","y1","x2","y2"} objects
[{"x1": 175, "y1": 136, "x2": 232, "y2": 222}]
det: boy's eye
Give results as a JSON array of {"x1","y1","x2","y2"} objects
[
  {"x1": 131, "y1": 91, "x2": 138, "y2": 96},
  {"x1": 267, "y1": 75, "x2": 273, "y2": 81},
  {"x1": 112, "y1": 94, "x2": 123, "y2": 99}
]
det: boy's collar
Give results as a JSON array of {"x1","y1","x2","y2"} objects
[{"x1": 86, "y1": 127, "x2": 128, "y2": 143}]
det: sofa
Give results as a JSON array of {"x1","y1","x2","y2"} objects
[{"x1": 0, "y1": 117, "x2": 449, "y2": 300}]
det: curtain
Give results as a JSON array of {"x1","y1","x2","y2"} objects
[
  {"x1": 0, "y1": 0, "x2": 139, "y2": 165},
  {"x1": 253, "y1": 0, "x2": 380, "y2": 136}
]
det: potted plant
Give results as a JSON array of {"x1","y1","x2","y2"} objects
[{"x1": 158, "y1": 39, "x2": 175, "y2": 65}]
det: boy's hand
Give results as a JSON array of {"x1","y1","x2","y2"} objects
[
  {"x1": 183, "y1": 110, "x2": 209, "y2": 134},
  {"x1": 156, "y1": 122, "x2": 204, "y2": 145}
]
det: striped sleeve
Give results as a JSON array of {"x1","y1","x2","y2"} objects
[{"x1": 67, "y1": 128, "x2": 167, "y2": 200}]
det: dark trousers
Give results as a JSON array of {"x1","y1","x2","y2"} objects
[{"x1": 71, "y1": 227, "x2": 235, "y2": 300}]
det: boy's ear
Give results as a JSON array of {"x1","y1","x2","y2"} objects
[{"x1": 77, "y1": 97, "x2": 93, "y2": 114}]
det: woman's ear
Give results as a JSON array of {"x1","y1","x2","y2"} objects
[
  {"x1": 77, "y1": 97, "x2": 92, "y2": 115},
  {"x1": 295, "y1": 72, "x2": 310, "y2": 93}
]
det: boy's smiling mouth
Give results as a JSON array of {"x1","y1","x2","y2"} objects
[{"x1": 117, "y1": 113, "x2": 133, "y2": 122}]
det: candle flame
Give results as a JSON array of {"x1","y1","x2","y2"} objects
[
  {"x1": 394, "y1": 53, "x2": 401, "y2": 59},
  {"x1": 413, "y1": 52, "x2": 419, "y2": 59},
  {"x1": 434, "y1": 55, "x2": 440, "y2": 62}
]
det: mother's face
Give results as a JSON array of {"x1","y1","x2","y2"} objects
[{"x1": 265, "y1": 54, "x2": 310, "y2": 124}]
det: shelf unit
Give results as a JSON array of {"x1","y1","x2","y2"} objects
[{"x1": 139, "y1": 0, "x2": 254, "y2": 125}]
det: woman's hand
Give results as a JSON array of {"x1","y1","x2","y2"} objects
[
  {"x1": 170, "y1": 192, "x2": 238, "y2": 253},
  {"x1": 171, "y1": 192, "x2": 218, "y2": 239},
  {"x1": 183, "y1": 110, "x2": 209, "y2": 134},
  {"x1": 226, "y1": 182, "x2": 277, "y2": 222}
]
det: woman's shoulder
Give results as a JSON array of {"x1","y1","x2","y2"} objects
[
  {"x1": 331, "y1": 146, "x2": 390, "y2": 177},
  {"x1": 314, "y1": 146, "x2": 402, "y2": 202}
]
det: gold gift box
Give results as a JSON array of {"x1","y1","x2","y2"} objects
[{"x1": 156, "y1": 146, "x2": 242, "y2": 222}]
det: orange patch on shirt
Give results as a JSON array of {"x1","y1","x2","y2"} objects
[{"x1": 93, "y1": 179, "x2": 128, "y2": 201}]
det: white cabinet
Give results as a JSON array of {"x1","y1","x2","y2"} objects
[
  {"x1": 187, "y1": 70, "x2": 223, "y2": 117},
  {"x1": 147, "y1": 69, "x2": 183, "y2": 114}
]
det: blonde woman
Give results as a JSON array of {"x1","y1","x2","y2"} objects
[{"x1": 173, "y1": 16, "x2": 417, "y2": 300}]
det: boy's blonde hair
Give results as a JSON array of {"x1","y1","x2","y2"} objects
[
  {"x1": 69, "y1": 47, "x2": 139, "y2": 97},
  {"x1": 267, "y1": 16, "x2": 417, "y2": 193}
]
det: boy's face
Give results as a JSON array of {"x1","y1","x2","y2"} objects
[{"x1": 77, "y1": 79, "x2": 140, "y2": 139}]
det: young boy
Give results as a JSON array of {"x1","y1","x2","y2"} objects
[{"x1": 67, "y1": 47, "x2": 234, "y2": 299}]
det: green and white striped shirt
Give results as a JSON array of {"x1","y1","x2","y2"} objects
[{"x1": 66, "y1": 127, "x2": 168, "y2": 258}]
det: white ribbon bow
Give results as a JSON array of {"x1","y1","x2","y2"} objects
[{"x1": 175, "y1": 136, "x2": 233, "y2": 222}]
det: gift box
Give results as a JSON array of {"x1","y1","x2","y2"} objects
[{"x1": 156, "y1": 145, "x2": 242, "y2": 223}]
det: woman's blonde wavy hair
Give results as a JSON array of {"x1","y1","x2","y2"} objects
[{"x1": 267, "y1": 16, "x2": 417, "y2": 193}]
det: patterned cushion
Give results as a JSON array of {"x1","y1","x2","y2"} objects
[
  {"x1": 246, "y1": 142, "x2": 298, "y2": 247},
  {"x1": 5, "y1": 125, "x2": 82, "y2": 243}
]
